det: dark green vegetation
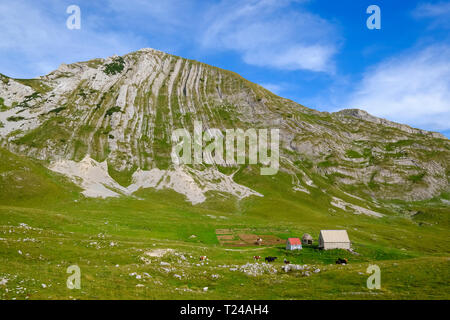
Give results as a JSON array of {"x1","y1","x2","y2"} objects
[
  {"x1": 6, "y1": 116, "x2": 25, "y2": 122},
  {"x1": 408, "y1": 172, "x2": 426, "y2": 183},
  {"x1": 105, "y1": 106, "x2": 121, "y2": 117},
  {"x1": 0, "y1": 97, "x2": 7, "y2": 111},
  {"x1": 346, "y1": 149, "x2": 364, "y2": 159},
  {"x1": 103, "y1": 57, "x2": 125, "y2": 75},
  {"x1": 48, "y1": 106, "x2": 67, "y2": 114}
]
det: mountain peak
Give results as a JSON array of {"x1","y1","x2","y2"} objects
[{"x1": 0, "y1": 49, "x2": 448, "y2": 203}]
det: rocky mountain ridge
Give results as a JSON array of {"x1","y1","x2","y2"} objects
[{"x1": 0, "y1": 48, "x2": 448, "y2": 203}]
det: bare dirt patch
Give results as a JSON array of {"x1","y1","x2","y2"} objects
[
  {"x1": 238, "y1": 233, "x2": 284, "y2": 245},
  {"x1": 217, "y1": 235, "x2": 235, "y2": 240},
  {"x1": 216, "y1": 229, "x2": 284, "y2": 247},
  {"x1": 216, "y1": 229, "x2": 233, "y2": 235},
  {"x1": 220, "y1": 240, "x2": 247, "y2": 246}
]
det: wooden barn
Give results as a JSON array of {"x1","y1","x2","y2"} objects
[
  {"x1": 318, "y1": 230, "x2": 351, "y2": 250},
  {"x1": 302, "y1": 233, "x2": 313, "y2": 245},
  {"x1": 286, "y1": 238, "x2": 302, "y2": 250}
]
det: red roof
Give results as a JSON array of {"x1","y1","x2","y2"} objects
[{"x1": 287, "y1": 238, "x2": 301, "y2": 245}]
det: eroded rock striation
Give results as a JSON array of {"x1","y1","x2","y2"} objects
[{"x1": 0, "y1": 48, "x2": 448, "y2": 203}]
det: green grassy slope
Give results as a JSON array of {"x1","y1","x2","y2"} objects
[
  {"x1": 0, "y1": 147, "x2": 81, "y2": 206},
  {"x1": 0, "y1": 152, "x2": 448, "y2": 299}
]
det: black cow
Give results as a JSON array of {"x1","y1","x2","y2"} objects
[
  {"x1": 336, "y1": 258, "x2": 348, "y2": 264},
  {"x1": 265, "y1": 256, "x2": 277, "y2": 263}
]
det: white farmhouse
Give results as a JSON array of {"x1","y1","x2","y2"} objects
[
  {"x1": 286, "y1": 238, "x2": 302, "y2": 250},
  {"x1": 318, "y1": 230, "x2": 351, "y2": 250}
]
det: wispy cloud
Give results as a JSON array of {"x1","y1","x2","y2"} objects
[
  {"x1": 106, "y1": 0, "x2": 340, "y2": 73},
  {"x1": 412, "y1": 1, "x2": 450, "y2": 28},
  {"x1": 201, "y1": 0, "x2": 339, "y2": 73},
  {"x1": 105, "y1": 0, "x2": 202, "y2": 34},
  {"x1": 347, "y1": 45, "x2": 450, "y2": 132},
  {"x1": 0, "y1": 0, "x2": 142, "y2": 78},
  {"x1": 0, "y1": 0, "x2": 339, "y2": 77},
  {"x1": 259, "y1": 83, "x2": 285, "y2": 95}
]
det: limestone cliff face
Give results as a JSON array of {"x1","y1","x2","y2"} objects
[{"x1": 0, "y1": 48, "x2": 448, "y2": 202}]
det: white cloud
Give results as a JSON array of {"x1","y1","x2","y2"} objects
[
  {"x1": 106, "y1": 0, "x2": 340, "y2": 73},
  {"x1": 259, "y1": 83, "x2": 284, "y2": 95},
  {"x1": 413, "y1": 2, "x2": 450, "y2": 28},
  {"x1": 0, "y1": 0, "x2": 141, "y2": 78},
  {"x1": 200, "y1": 0, "x2": 339, "y2": 73},
  {"x1": 0, "y1": 0, "x2": 339, "y2": 77},
  {"x1": 413, "y1": 1, "x2": 450, "y2": 17},
  {"x1": 105, "y1": 0, "x2": 201, "y2": 32},
  {"x1": 242, "y1": 45, "x2": 336, "y2": 72},
  {"x1": 347, "y1": 45, "x2": 450, "y2": 132}
]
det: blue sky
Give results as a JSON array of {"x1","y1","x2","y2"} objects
[{"x1": 0, "y1": 0, "x2": 449, "y2": 137}]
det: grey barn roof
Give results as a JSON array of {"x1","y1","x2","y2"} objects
[{"x1": 319, "y1": 230, "x2": 350, "y2": 243}]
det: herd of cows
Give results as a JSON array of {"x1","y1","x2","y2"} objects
[
  {"x1": 253, "y1": 256, "x2": 291, "y2": 264},
  {"x1": 199, "y1": 255, "x2": 348, "y2": 264}
]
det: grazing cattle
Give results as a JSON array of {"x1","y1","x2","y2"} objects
[
  {"x1": 253, "y1": 256, "x2": 261, "y2": 260},
  {"x1": 199, "y1": 256, "x2": 207, "y2": 261},
  {"x1": 336, "y1": 258, "x2": 348, "y2": 265},
  {"x1": 283, "y1": 259, "x2": 290, "y2": 264},
  {"x1": 265, "y1": 256, "x2": 277, "y2": 263}
]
